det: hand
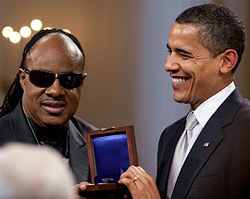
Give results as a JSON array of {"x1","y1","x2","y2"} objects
[
  {"x1": 119, "y1": 165, "x2": 161, "y2": 199},
  {"x1": 74, "y1": 181, "x2": 93, "y2": 199}
]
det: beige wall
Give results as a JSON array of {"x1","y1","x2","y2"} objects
[
  {"x1": 0, "y1": 0, "x2": 249, "y2": 177},
  {"x1": 223, "y1": 0, "x2": 250, "y2": 97}
]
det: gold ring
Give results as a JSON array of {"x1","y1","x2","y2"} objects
[{"x1": 132, "y1": 175, "x2": 139, "y2": 182}]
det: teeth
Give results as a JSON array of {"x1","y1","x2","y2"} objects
[{"x1": 172, "y1": 77, "x2": 186, "y2": 84}]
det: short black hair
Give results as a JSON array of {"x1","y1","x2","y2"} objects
[
  {"x1": 176, "y1": 3, "x2": 246, "y2": 72},
  {"x1": 0, "y1": 28, "x2": 85, "y2": 117}
]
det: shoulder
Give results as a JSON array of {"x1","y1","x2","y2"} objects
[
  {"x1": 221, "y1": 89, "x2": 250, "y2": 124},
  {"x1": 239, "y1": 96, "x2": 250, "y2": 113},
  {"x1": 230, "y1": 97, "x2": 250, "y2": 131},
  {"x1": 71, "y1": 116, "x2": 97, "y2": 133},
  {"x1": 0, "y1": 113, "x2": 10, "y2": 126},
  {"x1": 0, "y1": 106, "x2": 15, "y2": 129},
  {"x1": 0, "y1": 113, "x2": 13, "y2": 145},
  {"x1": 0, "y1": 101, "x2": 23, "y2": 128}
]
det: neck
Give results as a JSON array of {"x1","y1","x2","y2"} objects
[{"x1": 25, "y1": 114, "x2": 69, "y2": 159}]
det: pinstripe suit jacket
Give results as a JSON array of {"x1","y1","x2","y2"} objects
[{"x1": 156, "y1": 89, "x2": 250, "y2": 199}]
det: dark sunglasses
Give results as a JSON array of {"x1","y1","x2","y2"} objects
[{"x1": 23, "y1": 69, "x2": 87, "y2": 89}]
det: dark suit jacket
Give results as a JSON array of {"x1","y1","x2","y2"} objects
[
  {"x1": 156, "y1": 89, "x2": 250, "y2": 199},
  {"x1": 0, "y1": 101, "x2": 96, "y2": 183}
]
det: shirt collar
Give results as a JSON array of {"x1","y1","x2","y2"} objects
[{"x1": 194, "y1": 82, "x2": 235, "y2": 128}]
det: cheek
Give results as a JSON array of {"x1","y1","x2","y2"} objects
[
  {"x1": 197, "y1": 65, "x2": 219, "y2": 85},
  {"x1": 22, "y1": 86, "x2": 45, "y2": 117},
  {"x1": 23, "y1": 84, "x2": 43, "y2": 102},
  {"x1": 189, "y1": 64, "x2": 219, "y2": 98},
  {"x1": 66, "y1": 90, "x2": 81, "y2": 112}
]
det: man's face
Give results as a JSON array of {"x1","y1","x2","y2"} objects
[
  {"x1": 19, "y1": 34, "x2": 84, "y2": 127},
  {"x1": 165, "y1": 23, "x2": 226, "y2": 109}
]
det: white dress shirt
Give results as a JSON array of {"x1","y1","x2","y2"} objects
[{"x1": 183, "y1": 82, "x2": 236, "y2": 160}]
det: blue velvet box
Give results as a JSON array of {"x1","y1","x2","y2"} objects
[
  {"x1": 93, "y1": 133, "x2": 130, "y2": 183},
  {"x1": 86, "y1": 126, "x2": 138, "y2": 185}
]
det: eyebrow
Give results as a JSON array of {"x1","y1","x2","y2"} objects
[{"x1": 166, "y1": 44, "x2": 194, "y2": 57}]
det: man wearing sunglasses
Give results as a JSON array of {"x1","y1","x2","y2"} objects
[{"x1": 0, "y1": 28, "x2": 95, "y2": 184}]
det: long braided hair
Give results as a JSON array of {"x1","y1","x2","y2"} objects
[{"x1": 0, "y1": 28, "x2": 85, "y2": 117}]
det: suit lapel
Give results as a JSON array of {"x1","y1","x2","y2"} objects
[
  {"x1": 8, "y1": 102, "x2": 90, "y2": 183},
  {"x1": 9, "y1": 102, "x2": 36, "y2": 143},
  {"x1": 172, "y1": 89, "x2": 243, "y2": 198},
  {"x1": 172, "y1": 114, "x2": 224, "y2": 198},
  {"x1": 157, "y1": 118, "x2": 186, "y2": 197},
  {"x1": 68, "y1": 120, "x2": 89, "y2": 183}
]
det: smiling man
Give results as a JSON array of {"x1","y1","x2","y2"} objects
[
  {"x1": 120, "y1": 3, "x2": 250, "y2": 199},
  {"x1": 165, "y1": 23, "x2": 235, "y2": 110},
  {"x1": 159, "y1": 4, "x2": 250, "y2": 198},
  {"x1": 0, "y1": 29, "x2": 95, "y2": 183}
]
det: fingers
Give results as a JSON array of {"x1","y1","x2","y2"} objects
[
  {"x1": 132, "y1": 174, "x2": 139, "y2": 183},
  {"x1": 77, "y1": 181, "x2": 93, "y2": 191},
  {"x1": 135, "y1": 166, "x2": 159, "y2": 198},
  {"x1": 119, "y1": 165, "x2": 161, "y2": 199}
]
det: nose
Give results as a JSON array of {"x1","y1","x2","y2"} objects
[
  {"x1": 45, "y1": 79, "x2": 65, "y2": 97},
  {"x1": 164, "y1": 54, "x2": 180, "y2": 73}
]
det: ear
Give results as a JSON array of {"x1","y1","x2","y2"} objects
[
  {"x1": 219, "y1": 49, "x2": 238, "y2": 74},
  {"x1": 19, "y1": 69, "x2": 27, "y2": 89}
]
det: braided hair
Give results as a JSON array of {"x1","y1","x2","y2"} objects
[{"x1": 0, "y1": 28, "x2": 85, "y2": 117}]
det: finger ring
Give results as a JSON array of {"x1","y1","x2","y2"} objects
[{"x1": 132, "y1": 175, "x2": 139, "y2": 182}]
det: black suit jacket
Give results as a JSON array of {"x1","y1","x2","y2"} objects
[
  {"x1": 156, "y1": 89, "x2": 250, "y2": 199},
  {"x1": 0, "y1": 102, "x2": 96, "y2": 183}
]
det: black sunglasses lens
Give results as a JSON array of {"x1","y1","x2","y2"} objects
[
  {"x1": 29, "y1": 71, "x2": 55, "y2": 88},
  {"x1": 59, "y1": 73, "x2": 83, "y2": 89}
]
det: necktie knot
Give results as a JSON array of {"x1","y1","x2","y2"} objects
[{"x1": 185, "y1": 111, "x2": 198, "y2": 132}]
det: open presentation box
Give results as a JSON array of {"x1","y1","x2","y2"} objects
[{"x1": 79, "y1": 125, "x2": 138, "y2": 198}]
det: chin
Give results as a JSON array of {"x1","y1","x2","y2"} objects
[
  {"x1": 43, "y1": 118, "x2": 69, "y2": 128},
  {"x1": 173, "y1": 93, "x2": 189, "y2": 103},
  {"x1": 173, "y1": 96, "x2": 184, "y2": 103},
  {"x1": 45, "y1": 122, "x2": 68, "y2": 128}
]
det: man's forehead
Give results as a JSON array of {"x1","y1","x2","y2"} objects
[
  {"x1": 28, "y1": 33, "x2": 83, "y2": 60},
  {"x1": 31, "y1": 33, "x2": 75, "y2": 50},
  {"x1": 168, "y1": 23, "x2": 200, "y2": 45},
  {"x1": 169, "y1": 23, "x2": 198, "y2": 37}
]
